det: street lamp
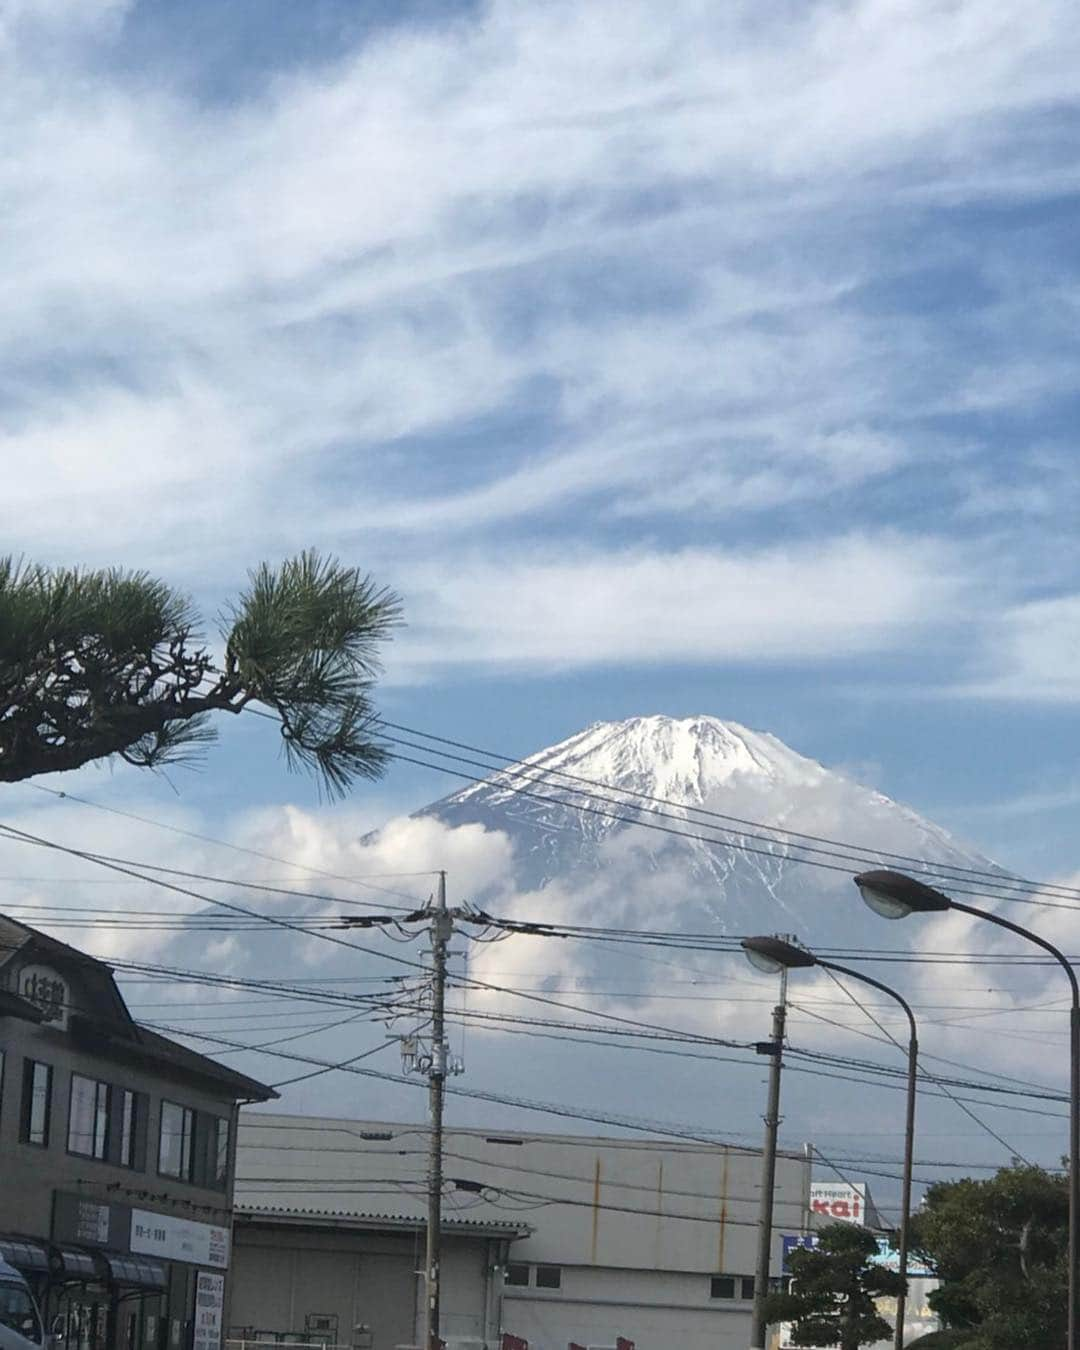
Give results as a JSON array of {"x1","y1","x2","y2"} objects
[
  {"x1": 855, "y1": 868, "x2": 1080, "y2": 1350},
  {"x1": 742, "y1": 934, "x2": 919, "y2": 1350}
]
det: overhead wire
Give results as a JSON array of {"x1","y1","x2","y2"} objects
[
  {"x1": 5, "y1": 786, "x2": 1071, "y2": 1163},
  {"x1": 816, "y1": 965, "x2": 1033, "y2": 1166},
  {"x1": 381, "y1": 721, "x2": 1080, "y2": 907},
  {"x1": 24, "y1": 779, "x2": 439, "y2": 890}
]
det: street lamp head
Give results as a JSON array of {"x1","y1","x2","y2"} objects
[
  {"x1": 742, "y1": 936, "x2": 817, "y2": 974},
  {"x1": 854, "y1": 869, "x2": 953, "y2": 920}
]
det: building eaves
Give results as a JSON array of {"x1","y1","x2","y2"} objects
[
  {"x1": 133, "y1": 1027, "x2": 279, "y2": 1103},
  {"x1": 236, "y1": 1204, "x2": 530, "y2": 1240},
  {"x1": 0, "y1": 914, "x2": 115, "y2": 974}
]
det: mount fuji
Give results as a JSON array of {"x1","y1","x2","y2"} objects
[
  {"x1": 264, "y1": 717, "x2": 1051, "y2": 1173},
  {"x1": 417, "y1": 715, "x2": 1003, "y2": 947}
]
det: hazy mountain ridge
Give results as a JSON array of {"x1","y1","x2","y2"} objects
[{"x1": 415, "y1": 715, "x2": 1003, "y2": 942}]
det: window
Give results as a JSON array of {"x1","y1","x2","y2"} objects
[
  {"x1": 117, "y1": 1089, "x2": 141, "y2": 1169},
  {"x1": 68, "y1": 1074, "x2": 110, "y2": 1159},
  {"x1": 741, "y1": 1276, "x2": 755, "y2": 1301},
  {"x1": 212, "y1": 1116, "x2": 230, "y2": 1189},
  {"x1": 197, "y1": 1114, "x2": 231, "y2": 1189},
  {"x1": 21, "y1": 1059, "x2": 52, "y2": 1146},
  {"x1": 158, "y1": 1101, "x2": 194, "y2": 1179},
  {"x1": 504, "y1": 1263, "x2": 529, "y2": 1287},
  {"x1": 710, "y1": 1275, "x2": 736, "y2": 1299},
  {"x1": 535, "y1": 1265, "x2": 561, "y2": 1290},
  {"x1": 0, "y1": 1282, "x2": 42, "y2": 1344}
]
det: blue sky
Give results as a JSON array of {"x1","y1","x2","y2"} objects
[
  {"x1": 5, "y1": 0, "x2": 1080, "y2": 878},
  {"x1": 5, "y1": 0, "x2": 1080, "y2": 1175},
  {"x1": 5, "y1": 0, "x2": 1079, "y2": 875}
]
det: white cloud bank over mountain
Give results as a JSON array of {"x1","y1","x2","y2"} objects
[{"x1": 7, "y1": 715, "x2": 1069, "y2": 1192}]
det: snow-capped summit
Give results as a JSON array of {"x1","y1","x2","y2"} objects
[
  {"x1": 420, "y1": 714, "x2": 1000, "y2": 942},
  {"x1": 454, "y1": 714, "x2": 830, "y2": 807}
]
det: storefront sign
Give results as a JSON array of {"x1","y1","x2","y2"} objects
[
  {"x1": 779, "y1": 1325, "x2": 836, "y2": 1350},
  {"x1": 869, "y1": 1237, "x2": 935, "y2": 1278},
  {"x1": 52, "y1": 1192, "x2": 126, "y2": 1248},
  {"x1": 70, "y1": 1200, "x2": 108, "y2": 1245},
  {"x1": 18, "y1": 964, "x2": 70, "y2": 1028},
  {"x1": 782, "y1": 1233, "x2": 819, "y2": 1269},
  {"x1": 193, "y1": 1271, "x2": 225, "y2": 1350},
  {"x1": 810, "y1": 1181, "x2": 867, "y2": 1223},
  {"x1": 130, "y1": 1211, "x2": 229, "y2": 1269},
  {"x1": 784, "y1": 1232, "x2": 936, "y2": 1279}
]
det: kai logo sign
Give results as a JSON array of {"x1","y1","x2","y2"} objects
[
  {"x1": 19, "y1": 964, "x2": 69, "y2": 1028},
  {"x1": 809, "y1": 1182, "x2": 866, "y2": 1223}
]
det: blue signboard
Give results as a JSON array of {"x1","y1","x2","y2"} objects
[
  {"x1": 782, "y1": 1233, "x2": 935, "y2": 1279},
  {"x1": 782, "y1": 1234, "x2": 819, "y2": 1270}
]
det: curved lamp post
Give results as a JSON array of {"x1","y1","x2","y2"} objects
[
  {"x1": 855, "y1": 868, "x2": 1080, "y2": 1350},
  {"x1": 742, "y1": 934, "x2": 919, "y2": 1350}
]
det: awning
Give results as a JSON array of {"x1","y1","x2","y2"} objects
[
  {"x1": 0, "y1": 1237, "x2": 49, "y2": 1273},
  {"x1": 96, "y1": 1254, "x2": 167, "y2": 1290},
  {"x1": 52, "y1": 1248, "x2": 98, "y2": 1280}
]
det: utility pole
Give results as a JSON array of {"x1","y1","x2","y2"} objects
[
  {"x1": 424, "y1": 871, "x2": 452, "y2": 1350},
  {"x1": 750, "y1": 965, "x2": 788, "y2": 1350}
]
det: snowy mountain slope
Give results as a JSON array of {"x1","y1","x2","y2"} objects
[{"x1": 416, "y1": 714, "x2": 1003, "y2": 943}]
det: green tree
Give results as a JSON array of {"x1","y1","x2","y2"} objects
[
  {"x1": 0, "y1": 551, "x2": 401, "y2": 796},
  {"x1": 762, "y1": 1223, "x2": 903, "y2": 1350},
  {"x1": 911, "y1": 1163, "x2": 1067, "y2": 1350}
]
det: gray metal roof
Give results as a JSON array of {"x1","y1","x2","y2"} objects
[{"x1": 237, "y1": 1204, "x2": 530, "y2": 1239}]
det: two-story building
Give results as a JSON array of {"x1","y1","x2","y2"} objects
[{"x1": 0, "y1": 914, "x2": 275, "y2": 1350}]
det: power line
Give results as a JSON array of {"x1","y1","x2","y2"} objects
[
  {"x1": 462, "y1": 919, "x2": 1066, "y2": 1100},
  {"x1": 25, "y1": 780, "x2": 440, "y2": 890},
  {"x1": 482, "y1": 913, "x2": 1080, "y2": 968},
  {"x1": 152, "y1": 984, "x2": 1071, "y2": 1126},
  {"x1": 816, "y1": 965, "x2": 1034, "y2": 1168},
  {"x1": 382, "y1": 721, "x2": 1080, "y2": 907},
  {"x1": 1, "y1": 887, "x2": 1067, "y2": 1123},
  {"x1": 1, "y1": 820, "x2": 1067, "y2": 1153},
  {"x1": 0, "y1": 820, "x2": 767, "y2": 1049},
  {"x1": 150, "y1": 1020, "x2": 765, "y2": 1153}
]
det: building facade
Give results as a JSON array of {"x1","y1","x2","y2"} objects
[
  {"x1": 0, "y1": 915, "x2": 275, "y2": 1350},
  {"x1": 231, "y1": 1210, "x2": 528, "y2": 1350},
  {"x1": 232, "y1": 1113, "x2": 813, "y2": 1350}
]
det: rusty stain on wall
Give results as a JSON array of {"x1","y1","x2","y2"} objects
[
  {"x1": 717, "y1": 1148, "x2": 730, "y2": 1271},
  {"x1": 590, "y1": 1156, "x2": 602, "y2": 1264},
  {"x1": 654, "y1": 1160, "x2": 664, "y2": 1266}
]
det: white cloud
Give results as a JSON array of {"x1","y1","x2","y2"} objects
[
  {"x1": 964, "y1": 594, "x2": 1080, "y2": 702},
  {"x1": 4, "y1": 752, "x2": 1075, "y2": 1168},
  {"x1": 394, "y1": 532, "x2": 967, "y2": 672},
  {"x1": 0, "y1": 0, "x2": 1076, "y2": 667}
]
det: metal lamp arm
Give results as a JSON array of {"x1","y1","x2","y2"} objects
[
  {"x1": 816, "y1": 958, "x2": 917, "y2": 1044},
  {"x1": 947, "y1": 899, "x2": 1080, "y2": 1007}
]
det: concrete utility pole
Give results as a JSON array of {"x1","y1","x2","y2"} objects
[
  {"x1": 424, "y1": 871, "x2": 452, "y2": 1350},
  {"x1": 750, "y1": 966, "x2": 787, "y2": 1350}
]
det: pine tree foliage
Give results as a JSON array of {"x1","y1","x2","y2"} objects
[
  {"x1": 762, "y1": 1223, "x2": 903, "y2": 1350},
  {"x1": 0, "y1": 551, "x2": 401, "y2": 795},
  {"x1": 911, "y1": 1164, "x2": 1068, "y2": 1350}
]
